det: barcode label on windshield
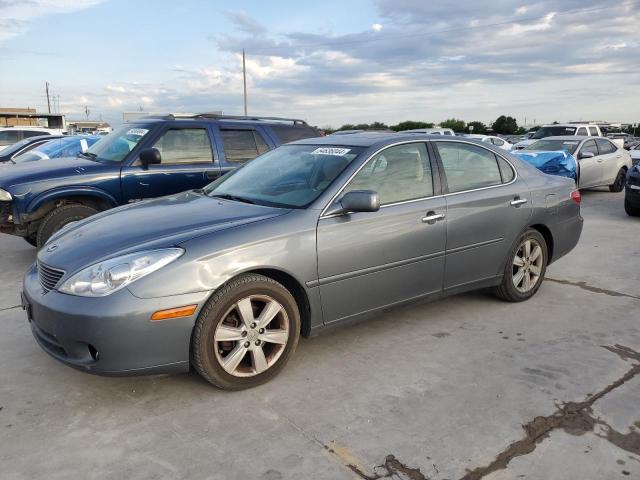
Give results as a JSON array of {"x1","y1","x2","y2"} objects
[{"x1": 311, "y1": 147, "x2": 351, "y2": 156}]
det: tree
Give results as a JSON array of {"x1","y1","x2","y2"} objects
[
  {"x1": 492, "y1": 115, "x2": 518, "y2": 134},
  {"x1": 439, "y1": 118, "x2": 466, "y2": 132},
  {"x1": 465, "y1": 121, "x2": 487, "y2": 134},
  {"x1": 390, "y1": 121, "x2": 434, "y2": 131}
]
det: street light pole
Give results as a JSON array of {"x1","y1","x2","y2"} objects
[{"x1": 242, "y1": 49, "x2": 248, "y2": 116}]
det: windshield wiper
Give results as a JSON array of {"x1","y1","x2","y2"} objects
[
  {"x1": 77, "y1": 151, "x2": 98, "y2": 160},
  {"x1": 210, "y1": 193, "x2": 255, "y2": 204}
]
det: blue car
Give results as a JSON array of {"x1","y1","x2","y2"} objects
[
  {"x1": 13, "y1": 135, "x2": 100, "y2": 163},
  {"x1": 0, "y1": 114, "x2": 320, "y2": 247}
]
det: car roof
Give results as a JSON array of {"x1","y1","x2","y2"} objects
[
  {"x1": 533, "y1": 136, "x2": 594, "y2": 141},
  {"x1": 291, "y1": 132, "x2": 475, "y2": 149}
]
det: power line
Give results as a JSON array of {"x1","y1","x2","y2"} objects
[{"x1": 245, "y1": 4, "x2": 620, "y2": 54}]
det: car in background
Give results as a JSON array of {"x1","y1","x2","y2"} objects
[
  {"x1": 330, "y1": 129, "x2": 393, "y2": 135},
  {"x1": 22, "y1": 133, "x2": 583, "y2": 389},
  {"x1": 629, "y1": 144, "x2": 640, "y2": 165},
  {"x1": 0, "y1": 114, "x2": 320, "y2": 247},
  {"x1": 466, "y1": 134, "x2": 512, "y2": 151},
  {"x1": 0, "y1": 135, "x2": 65, "y2": 163},
  {"x1": 12, "y1": 136, "x2": 100, "y2": 163},
  {"x1": 0, "y1": 127, "x2": 65, "y2": 152},
  {"x1": 402, "y1": 128, "x2": 455, "y2": 136},
  {"x1": 624, "y1": 163, "x2": 640, "y2": 216},
  {"x1": 518, "y1": 136, "x2": 631, "y2": 191},
  {"x1": 512, "y1": 124, "x2": 602, "y2": 150}
]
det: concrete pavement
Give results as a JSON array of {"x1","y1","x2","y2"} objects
[{"x1": 0, "y1": 188, "x2": 638, "y2": 479}]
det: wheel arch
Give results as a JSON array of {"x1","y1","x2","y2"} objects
[
  {"x1": 249, "y1": 268, "x2": 312, "y2": 338},
  {"x1": 529, "y1": 223, "x2": 554, "y2": 263},
  {"x1": 25, "y1": 187, "x2": 118, "y2": 222}
]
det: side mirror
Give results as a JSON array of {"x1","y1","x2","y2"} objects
[
  {"x1": 578, "y1": 151, "x2": 595, "y2": 160},
  {"x1": 325, "y1": 190, "x2": 380, "y2": 216},
  {"x1": 139, "y1": 148, "x2": 161, "y2": 166}
]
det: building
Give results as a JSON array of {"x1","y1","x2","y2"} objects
[{"x1": 0, "y1": 107, "x2": 66, "y2": 129}]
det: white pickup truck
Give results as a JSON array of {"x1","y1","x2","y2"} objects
[{"x1": 513, "y1": 124, "x2": 602, "y2": 150}]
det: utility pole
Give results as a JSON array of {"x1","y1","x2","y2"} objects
[
  {"x1": 84, "y1": 105, "x2": 90, "y2": 120},
  {"x1": 45, "y1": 82, "x2": 51, "y2": 113},
  {"x1": 242, "y1": 49, "x2": 248, "y2": 116}
]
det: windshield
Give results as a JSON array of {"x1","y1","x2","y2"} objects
[
  {"x1": 86, "y1": 124, "x2": 151, "y2": 162},
  {"x1": 532, "y1": 126, "x2": 577, "y2": 139},
  {"x1": 524, "y1": 139, "x2": 580, "y2": 154},
  {"x1": 14, "y1": 137, "x2": 100, "y2": 163},
  {"x1": 204, "y1": 144, "x2": 364, "y2": 208}
]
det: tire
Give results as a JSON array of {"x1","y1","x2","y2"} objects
[
  {"x1": 23, "y1": 235, "x2": 37, "y2": 247},
  {"x1": 493, "y1": 229, "x2": 548, "y2": 302},
  {"x1": 625, "y1": 198, "x2": 640, "y2": 217},
  {"x1": 191, "y1": 273, "x2": 301, "y2": 390},
  {"x1": 609, "y1": 168, "x2": 626, "y2": 192},
  {"x1": 36, "y1": 204, "x2": 98, "y2": 248}
]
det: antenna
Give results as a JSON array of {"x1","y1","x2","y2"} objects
[{"x1": 242, "y1": 49, "x2": 248, "y2": 116}]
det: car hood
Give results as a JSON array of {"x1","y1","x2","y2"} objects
[
  {"x1": 37, "y1": 190, "x2": 290, "y2": 272},
  {"x1": 0, "y1": 156, "x2": 111, "y2": 188}
]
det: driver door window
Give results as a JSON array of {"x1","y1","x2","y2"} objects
[
  {"x1": 151, "y1": 128, "x2": 213, "y2": 164},
  {"x1": 343, "y1": 143, "x2": 433, "y2": 204},
  {"x1": 579, "y1": 140, "x2": 599, "y2": 157}
]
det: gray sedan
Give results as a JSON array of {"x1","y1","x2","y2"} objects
[{"x1": 22, "y1": 133, "x2": 583, "y2": 389}]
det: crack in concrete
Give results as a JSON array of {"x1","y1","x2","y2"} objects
[
  {"x1": 340, "y1": 453, "x2": 429, "y2": 480},
  {"x1": 546, "y1": 278, "x2": 640, "y2": 300},
  {"x1": 0, "y1": 305, "x2": 21, "y2": 312},
  {"x1": 459, "y1": 344, "x2": 640, "y2": 480}
]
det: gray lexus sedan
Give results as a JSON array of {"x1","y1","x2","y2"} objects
[{"x1": 22, "y1": 133, "x2": 583, "y2": 389}]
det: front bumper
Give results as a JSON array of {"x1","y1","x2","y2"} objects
[
  {"x1": 625, "y1": 182, "x2": 640, "y2": 208},
  {"x1": 23, "y1": 263, "x2": 211, "y2": 375}
]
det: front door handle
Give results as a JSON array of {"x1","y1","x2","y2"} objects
[
  {"x1": 510, "y1": 197, "x2": 528, "y2": 207},
  {"x1": 422, "y1": 211, "x2": 445, "y2": 224}
]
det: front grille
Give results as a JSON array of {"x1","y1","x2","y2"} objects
[{"x1": 37, "y1": 261, "x2": 65, "y2": 293}]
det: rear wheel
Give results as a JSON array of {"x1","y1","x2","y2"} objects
[
  {"x1": 494, "y1": 229, "x2": 547, "y2": 302},
  {"x1": 23, "y1": 235, "x2": 37, "y2": 247},
  {"x1": 625, "y1": 198, "x2": 640, "y2": 217},
  {"x1": 36, "y1": 204, "x2": 98, "y2": 248},
  {"x1": 191, "y1": 274, "x2": 300, "y2": 390},
  {"x1": 609, "y1": 168, "x2": 626, "y2": 192}
]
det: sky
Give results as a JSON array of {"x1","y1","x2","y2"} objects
[{"x1": 1, "y1": 0, "x2": 639, "y2": 128}]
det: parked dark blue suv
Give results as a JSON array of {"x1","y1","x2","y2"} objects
[{"x1": 0, "y1": 114, "x2": 320, "y2": 247}]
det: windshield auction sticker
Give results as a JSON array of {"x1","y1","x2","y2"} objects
[
  {"x1": 126, "y1": 128, "x2": 149, "y2": 137},
  {"x1": 311, "y1": 147, "x2": 351, "y2": 156}
]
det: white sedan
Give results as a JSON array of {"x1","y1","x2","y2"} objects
[{"x1": 466, "y1": 134, "x2": 513, "y2": 151}]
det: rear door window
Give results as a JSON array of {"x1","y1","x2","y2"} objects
[
  {"x1": 220, "y1": 129, "x2": 269, "y2": 163},
  {"x1": 435, "y1": 142, "x2": 503, "y2": 193},
  {"x1": 576, "y1": 127, "x2": 588, "y2": 136},
  {"x1": 596, "y1": 138, "x2": 616, "y2": 154}
]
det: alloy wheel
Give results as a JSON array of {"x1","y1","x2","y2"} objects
[
  {"x1": 512, "y1": 238, "x2": 544, "y2": 293},
  {"x1": 213, "y1": 295, "x2": 289, "y2": 377}
]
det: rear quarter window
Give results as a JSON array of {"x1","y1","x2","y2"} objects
[{"x1": 269, "y1": 125, "x2": 320, "y2": 144}]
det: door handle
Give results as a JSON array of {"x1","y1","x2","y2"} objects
[
  {"x1": 422, "y1": 212, "x2": 445, "y2": 224},
  {"x1": 510, "y1": 198, "x2": 528, "y2": 207},
  {"x1": 206, "y1": 171, "x2": 220, "y2": 180}
]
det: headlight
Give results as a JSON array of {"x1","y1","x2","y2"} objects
[
  {"x1": 0, "y1": 189, "x2": 12, "y2": 201},
  {"x1": 58, "y1": 248, "x2": 184, "y2": 297}
]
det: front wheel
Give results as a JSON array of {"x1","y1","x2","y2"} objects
[
  {"x1": 494, "y1": 229, "x2": 548, "y2": 302},
  {"x1": 36, "y1": 204, "x2": 98, "y2": 248},
  {"x1": 609, "y1": 168, "x2": 626, "y2": 192},
  {"x1": 191, "y1": 274, "x2": 300, "y2": 390}
]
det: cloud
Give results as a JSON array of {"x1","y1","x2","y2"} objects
[
  {"x1": 371, "y1": 23, "x2": 383, "y2": 31},
  {"x1": 0, "y1": 0, "x2": 104, "y2": 42}
]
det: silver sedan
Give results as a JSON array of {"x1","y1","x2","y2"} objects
[{"x1": 23, "y1": 133, "x2": 583, "y2": 389}]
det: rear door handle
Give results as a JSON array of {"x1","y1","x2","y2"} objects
[
  {"x1": 510, "y1": 198, "x2": 528, "y2": 207},
  {"x1": 422, "y1": 212, "x2": 445, "y2": 224}
]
